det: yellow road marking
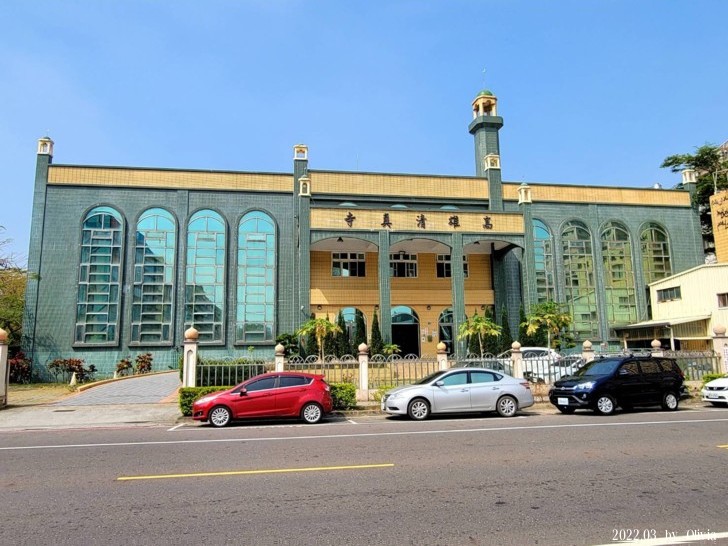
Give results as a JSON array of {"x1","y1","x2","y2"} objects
[
  {"x1": 719, "y1": 444, "x2": 728, "y2": 449},
  {"x1": 118, "y1": 463, "x2": 394, "y2": 481}
]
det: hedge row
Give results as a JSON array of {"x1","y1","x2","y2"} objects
[{"x1": 179, "y1": 382, "x2": 358, "y2": 417}]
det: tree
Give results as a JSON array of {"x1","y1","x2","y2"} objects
[
  {"x1": 353, "y1": 309, "x2": 367, "y2": 353},
  {"x1": 303, "y1": 314, "x2": 317, "y2": 357},
  {"x1": 0, "y1": 227, "x2": 26, "y2": 349},
  {"x1": 497, "y1": 305, "x2": 513, "y2": 354},
  {"x1": 370, "y1": 309, "x2": 384, "y2": 356},
  {"x1": 522, "y1": 301, "x2": 572, "y2": 350},
  {"x1": 661, "y1": 144, "x2": 728, "y2": 254},
  {"x1": 335, "y1": 311, "x2": 350, "y2": 357},
  {"x1": 456, "y1": 310, "x2": 501, "y2": 358},
  {"x1": 296, "y1": 316, "x2": 342, "y2": 362},
  {"x1": 519, "y1": 304, "x2": 547, "y2": 346}
]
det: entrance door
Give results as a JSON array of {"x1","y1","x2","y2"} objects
[
  {"x1": 392, "y1": 324, "x2": 420, "y2": 356},
  {"x1": 391, "y1": 305, "x2": 420, "y2": 357}
]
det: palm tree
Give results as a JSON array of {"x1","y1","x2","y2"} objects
[
  {"x1": 456, "y1": 310, "x2": 502, "y2": 357},
  {"x1": 521, "y1": 301, "x2": 573, "y2": 350},
  {"x1": 296, "y1": 317, "x2": 342, "y2": 362}
]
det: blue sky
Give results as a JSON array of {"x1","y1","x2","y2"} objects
[{"x1": 2, "y1": 1, "x2": 727, "y2": 263}]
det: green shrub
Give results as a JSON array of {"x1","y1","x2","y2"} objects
[
  {"x1": 135, "y1": 353, "x2": 153, "y2": 374},
  {"x1": 372, "y1": 384, "x2": 397, "y2": 402},
  {"x1": 330, "y1": 382, "x2": 356, "y2": 410},
  {"x1": 47, "y1": 358, "x2": 96, "y2": 383},
  {"x1": 701, "y1": 373, "x2": 727, "y2": 387},
  {"x1": 8, "y1": 351, "x2": 32, "y2": 384},
  {"x1": 179, "y1": 386, "x2": 232, "y2": 416}
]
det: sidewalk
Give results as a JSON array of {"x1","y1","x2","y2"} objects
[{"x1": 1, "y1": 372, "x2": 183, "y2": 432}]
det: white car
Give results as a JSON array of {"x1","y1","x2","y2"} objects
[
  {"x1": 496, "y1": 347, "x2": 564, "y2": 383},
  {"x1": 381, "y1": 367, "x2": 534, "y2": 420},
  {"x1": 701, "y1": 376, "x2": 728, "y2": 406}
]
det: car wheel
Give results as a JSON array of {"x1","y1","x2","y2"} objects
[
  {"x1": 557, "y1": 406, "x2": 576, "y2": 414},
  {"x1": 209, "y1": 406, "x2": 232, "y2": 427},
  {"x1": 661, "y1": 391, "x2": 679, "y2": 411},
  {"x1": 594, "y1": 395, "x2": 616, "y2": 415},
  {"x1": 407, "y1": 398, "x2": 430, "y2": 420},
  {"x1": 300, "y1": 402, "x2": 323, "y2": 424},
  {"x1": 496, "y1": 395, "x2": 518, "y2": 417}
]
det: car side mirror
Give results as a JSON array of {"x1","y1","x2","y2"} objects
[
  {"x1": 618, "y1": 369, "x2": 629, "y2": 376},
  {"x1": 239, "y1": 388, "x2": 247, "y2": 396},
  {"x1": 435, "y1": 380, "x2": 444, "y2": 387}
]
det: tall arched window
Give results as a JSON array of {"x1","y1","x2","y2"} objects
[
  {"x1": 533, "y1": 219, "x2": 555, "y2": 303},
  {"x1": 236, "y1": 211, "x2": 276, "y2": 343},
  {"x1": 601, "y1": 221, "x2": 637, "y2": 325},
  {"x1": 131, "y1": 208, "x2": 176, "y2": 344},
  {"x1": 340, "y1": 307, "x2": 366, "y2": 348},
  {"x1": 185, "y1": 210, "x2": 226, "y2": 343},
  {"x1": 438, "y1": 308, "x2": 454, "y2": 355},
  {"x1": 562, "y1": 220, "x2": 598, "y2": 339},
  {"x1": 75, "y1": 206, "x2": 124, "y2": 344},
  {"x1": 640, "y1": 223, "x2": 672, "y2": 283}
]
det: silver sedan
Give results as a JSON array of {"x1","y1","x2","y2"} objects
[{"x1": 381, "y1": 367, "x2": 534, "y2": 420}]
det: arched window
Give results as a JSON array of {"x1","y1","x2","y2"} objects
[
  {"x1": 75, "y1": 206, "x2": 123, "y2": 344},
  {"x1": 341, "y1": 307, "x2": 366, "y2": 348},
  {"x1": 601, "y1": 222, "x2": 637, "y2": 325},
  {"x1": 640, "y1": 223, "x2": 672, "y2": 283},
  {"x1": 185, "y1": 210, "x2": 226, "y2": 343},
  {"x1": 236, "y1": 211, "x2": 276, "y2": 343},
  {"x1": 533, "y1": 219, "x2": 555, "y2": 303},
  {"x1": 562, "y1": 221, "x2": 598, "y2": 339},
  {"x1": 438, "y1": 308, "x2": 454, "y2": 355},
  {"x1": 131, "y1": 208, "x2": 176, "y2": 344}
]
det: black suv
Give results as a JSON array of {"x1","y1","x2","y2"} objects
[{"x1": 548, "y1": 355, "x2": 684, "y2": 415}]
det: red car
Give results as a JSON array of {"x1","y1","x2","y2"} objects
[{"x1": 192, "y1": 372, "x2": 334, "y2": 427}]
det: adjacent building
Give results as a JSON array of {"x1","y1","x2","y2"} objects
[{"x1": 22, "y1": 89, "x2": 705, "y2": 374}]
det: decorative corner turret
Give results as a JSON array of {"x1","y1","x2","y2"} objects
[
  {"x1": 681, "y1": 168, "x2": 697, "y2": 185},
  {"x1": 37, "y1": 136, "x2": 54, "y2": 158},
  {"x1": 518, "y1": 183, "x2": 532, "y2": 205},
  {"x1": 299, "y1": 175, "x2": 311, "y2": 197},
  {"x1": 294, "y1": 144, "x2": 308, "y2": 161}
]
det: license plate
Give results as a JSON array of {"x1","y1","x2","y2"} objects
[
  {"x1": 707, "y1": 394, "x2": 719, "y2": 399},
  {"x1": 557, "y1": 397, "x2": 569, "y2": 406}
]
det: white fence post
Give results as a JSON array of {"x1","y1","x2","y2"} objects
[
  {"x1": 582, "y1": 340, "x2": 595, "y2": 363},
  {"x1": 358, "y1": 343, "x2": 369, "y2": 402},
  {"x1": 437, "y1": 342, "x2": 448, "y2": 370},
  {"x1": 710, "y1": 325, "x2": 727, "y2": 374},
  {"x1": 0, "y1": 328, "x2": 8, "y2": 408},
  {"x1": 650, "y1": 339, "x2": 664, "y2": 358},
  {"x1": 511, "y1": 341, "x2": 523, "y2": 379},
  {"x1": 183, "y1": 327, "x2": 199, "y2": 388},
  {"x1": 274, "y1": 343, "x2": 285, "y2": 372}
]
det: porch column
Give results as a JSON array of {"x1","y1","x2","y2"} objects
[
  {"x1": 378, "y1": 230, "x2": 391, "y2": 343},
  {"x1": 450, "y1": 232, "x2": 466, "y2": 356}
]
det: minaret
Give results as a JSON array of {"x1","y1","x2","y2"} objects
[
  {"x1": 468, "y1": 89, "x2": 504, "y2": 211},
  {"x1": 23, "y1": 137, "x2": 55, "y2": 368}
]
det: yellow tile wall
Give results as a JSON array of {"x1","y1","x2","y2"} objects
[
  {"x1": 310, "y1": 251, "x2": 495, "y2": 355},
  {"x1": 49, "y1": 166, "x2": 293, "y2": 193},
  {"x1": 502, "y1": 183, "x2": 691, "y2": 207}
]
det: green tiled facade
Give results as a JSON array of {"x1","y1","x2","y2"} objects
[{"x1": 22, "y1": 91, "x2": 703, "y2": 375}]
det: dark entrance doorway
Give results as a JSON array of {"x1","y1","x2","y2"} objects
[{"x1": 391, "y1": 306, "x2": 420, "y2": 356}]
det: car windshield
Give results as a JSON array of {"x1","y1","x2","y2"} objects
[
  {"x1": 574, "y1": 358, "x2": 621, "y2": 377},
  {"x1": 414, "y1": 370, "x2": 449, "y2": 385}
]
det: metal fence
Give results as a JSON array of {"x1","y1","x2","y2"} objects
[
  {"x1": 367, "y1": 354, "x2": 440, "y2": 389},
  {"x1": 285, "y1": 355, "x2": 360, "y2": 385},
  {"x1": 196, "y1": 360, "x2": 274, "y2": 387},
  {"x1": 663, "y1": 350, "x2": 723, "y2": 381}
]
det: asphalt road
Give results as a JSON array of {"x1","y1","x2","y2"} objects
[{"x1": 1, "y1": 407, "x2": 728, "y2": 546}]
